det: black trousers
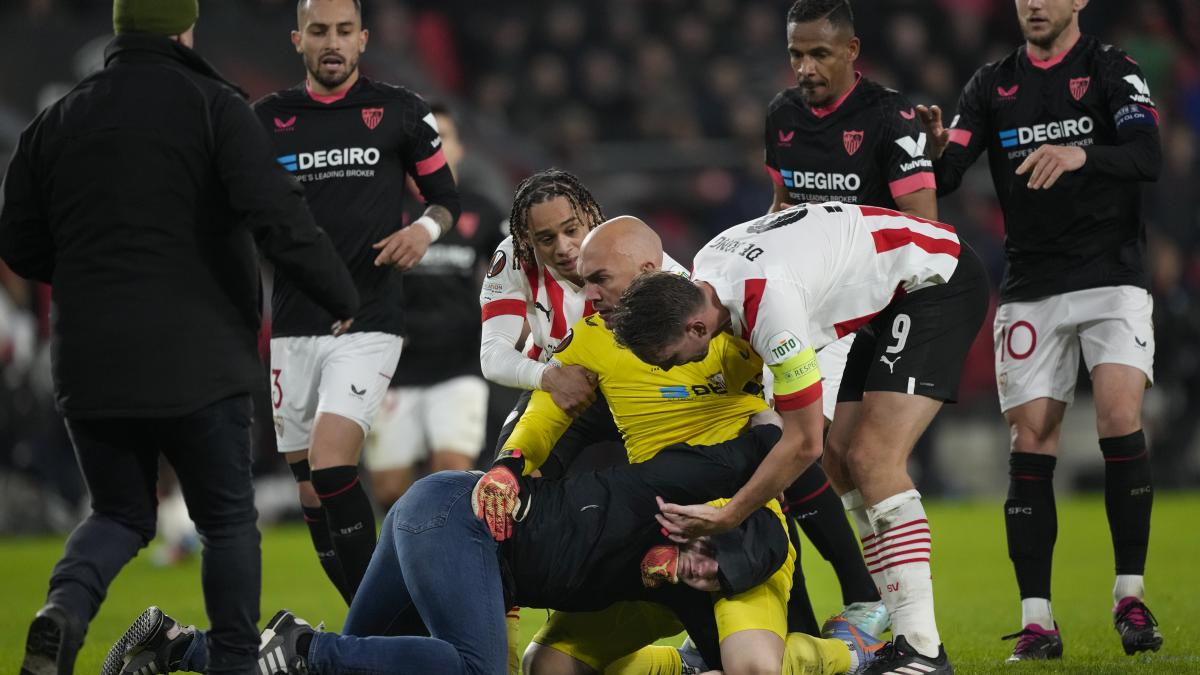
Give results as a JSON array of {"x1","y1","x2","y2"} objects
[{"x1": 50, "y1": 394, "x2": 261, "y2": 675}]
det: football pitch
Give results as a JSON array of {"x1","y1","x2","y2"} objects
[{"x1": 2, "y1": 495, "x2": 1197, "y2": 674}]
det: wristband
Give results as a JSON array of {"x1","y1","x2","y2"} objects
[{"x1": 414, "y1": 216, "x2": 442, "y2": 242}]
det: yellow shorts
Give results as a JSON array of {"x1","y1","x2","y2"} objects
[
  {"x1": 530, "y1": 601, "x2": 684, "y2": 671},
  {"x1": 531, "y1": 499, "x2": 793, "y2": 668}
]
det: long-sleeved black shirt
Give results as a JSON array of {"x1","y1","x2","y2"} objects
[
  {"x1": 0, "y1": 35, "x2": 359, "y2": 419},
  {"x1": 934, "y1": 35, "x2": 1161, "y2": 302}
]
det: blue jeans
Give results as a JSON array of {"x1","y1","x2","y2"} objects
[{"x1": 182, "y1": 471, "x2": 506, "y2": 674}]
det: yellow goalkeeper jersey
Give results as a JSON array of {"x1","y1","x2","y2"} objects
[{"x1": 503, "y1": 313, "x2": 768, "y2": 472}]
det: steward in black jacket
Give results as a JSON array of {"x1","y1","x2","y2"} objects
[
  {"x1": 2, "y1": 24, "x2": 359, "y2": 675},
  {"x1": 0, "y1": 34, "x2": 359, "y2": 419}
]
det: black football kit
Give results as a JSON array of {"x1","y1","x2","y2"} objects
[
  {"x1": 765, "y1": 75, "x2": 936, "y2": 209},
  {"x1": 934, "y1": 36, "x2": 1161, "y2": 302},
  {"x1": 254, "y1": 78, "x2": 461, "y2": 337},
  {"x1": 392, "y1": 188, "x2": 505, "y2": 386}
]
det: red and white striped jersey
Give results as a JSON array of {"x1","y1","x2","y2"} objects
[
  {"x1": 480, "y1": 236, "x2": 688, "y2": 361},
  {"x1": 480, "y1": 236, "x2": 585, "y2": 362},
  {"x1": 693, "y1": 202, "x2": 959, "y2": 370}
]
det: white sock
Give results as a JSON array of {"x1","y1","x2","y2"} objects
[
  {"x1": 1114, "y1": 575, "x2": 1145, "y2": 605},
  {"x1": 842, "y1": 489, "x2": 884, "y2": 597},
  {"x1": 1020, "y1": 598, "x2": 1054, "y2": 629},
  {"x1": 866, "y1": 489, "x2": 940, "y2": 658}
]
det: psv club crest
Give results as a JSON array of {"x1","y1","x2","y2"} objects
[
  {"x1": 361, "y1": 107, "x2": 384, "y2": 130},
  {"x1": 1069, "y1": 76, "x2": 1090, "y2": 101},
  {"x1": 843, "y1": 130, "x2": 864, "y2": 156}
]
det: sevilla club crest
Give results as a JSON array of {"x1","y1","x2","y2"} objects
[
  {"x1": 361, "y1": 107, "x2": 384, "y2": 130},
  {"x1": 843, "y1": 130, "x2": 864, "y2": 156},
  {"x1": 1069, "y1": 77, "x2": 1090, "y2": 101}
]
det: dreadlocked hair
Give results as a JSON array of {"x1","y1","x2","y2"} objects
[{"x1": 508, "y1": 168, "x2": 604, "y2": 270}]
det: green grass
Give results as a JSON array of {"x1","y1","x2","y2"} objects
[{"x1": 2, "y1": 495, "x2": 1198, "y2": 674}]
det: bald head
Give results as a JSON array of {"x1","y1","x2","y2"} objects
[
  {"x1": 581, "y1": 216, "x2": 664, "y2": 268},
  {"x1": 579, "y1": 216, "x2": 666, "y2": 322}
]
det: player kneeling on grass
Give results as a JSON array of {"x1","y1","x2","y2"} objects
[{"x1": 102, "y1": 415, "x2": 881, "y2": 675}]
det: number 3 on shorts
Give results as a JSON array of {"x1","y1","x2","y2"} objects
[
  {"x1": 272, "y1": 368, "x2": 283, "y2": 409},
  {"x1": 887, "y1": 313, "x2": 911, "y2": 354}
]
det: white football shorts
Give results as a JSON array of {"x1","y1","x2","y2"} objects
[
  {"x1": 270, "y1": 332, "x2": 404, "y2": 453},
  {"x1": 365, "y1": 375, "x2": 490, "y2": 470},
  {"x1": 993, "y1": 285, "x2": 1154, "y2": 412}
]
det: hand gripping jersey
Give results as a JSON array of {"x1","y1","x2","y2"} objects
[
  {"x1": 501, "y1": 313, "x2": 768, "y2": 468},
  {"x1": 935, "y1": 35, "x2": 1160, "y2": 302},
  {"x1": 254, "y1": 78, "x2": 459, "y2": 337},
  {"x1": 693, "y1": 203, "x2": 960, "y2": 410},
  {"x1": 764, "y1": 75, "x2": 935, "y2": 208}
]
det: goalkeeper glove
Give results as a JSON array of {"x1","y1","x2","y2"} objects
[
  {"x1": 640, "y1": 544, "x2": 680, "y2": 588},
  {"x1": 472, "y1": 450, "x2": 525, "y2": 541}
]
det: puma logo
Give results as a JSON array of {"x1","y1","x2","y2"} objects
[
  {"x1": 880, "y1": 355, "x2": 901, "y2": 374},
  {"x1": 534, "y1": 301, "x2": 552, "y2": 322}
]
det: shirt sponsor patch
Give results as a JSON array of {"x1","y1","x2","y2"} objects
[
  {"x1": 1114, "y1": 104, "x2": 1155, "y2": 128},
  {"x1": 553, "y1": 329, "x2": 574, "y2": 353},
  {"x1": 767, "y1": 331, "x2": 803, "y2": 362},
  {"x1": 487, "y1": 249, "x2": 507, "y2": 278}
]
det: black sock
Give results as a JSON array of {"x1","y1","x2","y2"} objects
[
  {"x1": 1005, "y1": 452, "x2": 1057, "y2": 599},
  {"x1": 302, "y1": 505, "x2": 351, "y2": 604},
  {"x1": 785, "y1": 463, "x2": 880, "y2": 605},
  {"x1": 311, "y1": 465, "x2": 377, "y2": 602},
  {"x1": 292, "y1": 459, "x2": 352, "y2": 604},
  {"x1": 785, "y1": 515, "x2": 820, "y2": 635},
  {"x1": 1101, "y1": 430, "x2": 1153, "y2": 575}
]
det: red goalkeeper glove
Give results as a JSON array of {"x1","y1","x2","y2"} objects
[
  {"x1": 640, "y1": 544, "x2": 680, "y2": 588},
  {"x1": 472, "y1": 450, "x2": 524, "y2": 541}
]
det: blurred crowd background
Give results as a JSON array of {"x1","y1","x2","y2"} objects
[{"x1": 1, "y1": 0, "x2": 1197, "y2": 536}]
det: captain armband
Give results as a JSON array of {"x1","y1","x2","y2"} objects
[{"x1": 768, "y1": 345, "x2": 822, "y2": 410}]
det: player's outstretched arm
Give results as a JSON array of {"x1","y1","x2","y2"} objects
[
  {"x1": 629, "y1": 422, "x2": 783, "y2": 511},
  {"x1": 656, "y1": 403, "x2": 823, "y2": 541}
]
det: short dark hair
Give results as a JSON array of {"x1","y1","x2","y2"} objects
[
  {"x1": 786, "y1": 0, "x2": 854, "y2": 31},
  {"x1": 508, "y1": 168, "x2": 603, "y2": 270},
  {"x1": 610, "y1": 271, "x2": 705, "y2": 363},
  {"x1": 297, "y1": 0, "x2": 362, "y2": 22}
]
